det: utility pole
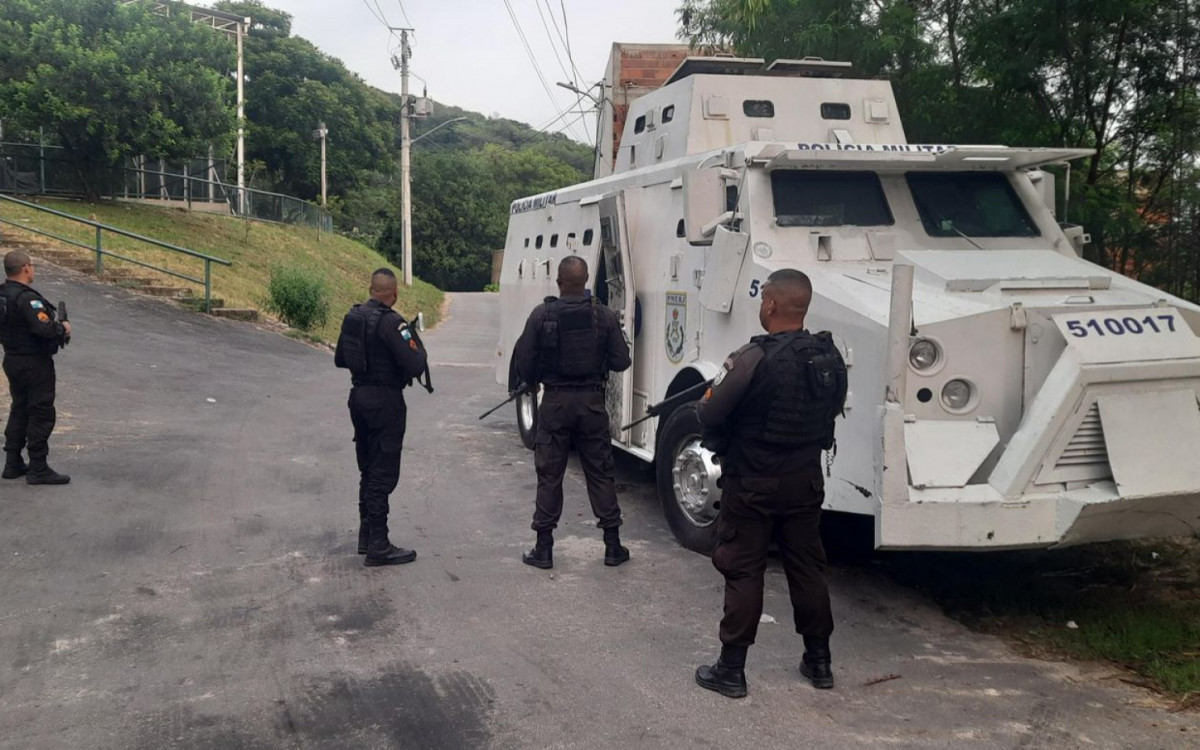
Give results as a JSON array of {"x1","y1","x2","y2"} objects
[
  {"x1": 391, "y1": 28, "x2": 414, "y2": 286},
  {"x1": 236, "y1": 15, "x2": 249, "y2": 215},
  {"x1": 313, "y1": 121, "x2": 328, "y2": 206}
]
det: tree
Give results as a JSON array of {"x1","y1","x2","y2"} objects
[
  {"x1": 214, "y1": 1, "x2": 400, "y2": 204},
  {"x1": 0, "y1": 0, "x2": 235, "y2": 199},
  {"x1": 377, "y1": 145, "x2": 586, "y2": 291},
  {"x1": 677, "y1": 0, "x2": 1200, "y2": 293}
]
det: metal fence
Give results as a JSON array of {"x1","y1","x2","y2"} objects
[
  {"x1": 0, "y1": 194, "x2": 232, "y2": 313},
  {"x1": 0, "y1": 142, "x2": 332, "y2": 232}
]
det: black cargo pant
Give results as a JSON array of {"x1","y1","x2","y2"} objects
[
  {"x1": 349, "y1": 385, "x2": 407, "y2": 533},
  {"x1": 712, "y1": 469, "x2": 834, "y2": 647},
  {"x1": 3, "y1": 354, "x2": 57, "y2": 462},
  {"x1": 532, "y1": 386, "x2": 622, "y2": 532}
]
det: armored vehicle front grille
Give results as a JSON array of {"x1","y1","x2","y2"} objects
[{"x1": 1053, "y1": 403, "x2": 1112, "y2": 476}]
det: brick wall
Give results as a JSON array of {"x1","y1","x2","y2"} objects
[{"x1": 608, "y1": 44, "x2": 690, "y2": 171}]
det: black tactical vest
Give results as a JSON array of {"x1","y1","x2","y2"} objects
[
  {"x1": 538, "y1": 297, "x2": 603, "y2": 380},
  {"x1": 734, "y1": 330, "x2": 848, "y2": 450},
  {"x1": 337, "y1": 302, "x2": 405, "y2": 387},
  {"x1": 0, "y1": 281, "x2": 59, "y2": 357}
]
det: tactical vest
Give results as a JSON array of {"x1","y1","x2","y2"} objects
[
  {"x1": 0, "y1": 282, "x2": 58, "y2": 357},
  {"x1": 337, "y1": 302, "x2": 398, "y2": 386},
  {"x1": 538, "y1": 297, "x2": 603, "y2": 380},
  {"x1": 734, "y1": 330, "x2": 848, "y2": 451}
]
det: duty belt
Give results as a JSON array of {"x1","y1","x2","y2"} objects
[{"x1": 544, "y1": 383, "x2": 605, "y2": 392}]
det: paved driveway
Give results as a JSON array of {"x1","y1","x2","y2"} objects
[{"x1": 1, "y1": 268, "x2": 1195, "y2": 748}]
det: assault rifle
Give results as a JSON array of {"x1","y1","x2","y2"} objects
[
  {"x1": 58, "y1": 300, "x2": 70, "y2": 348},
  {"x1": 619, "y1": 379, "x2": 712, "y2": 432},
  {"x1": 478, "y1": 382, "x2": 534, "y2": 421}
]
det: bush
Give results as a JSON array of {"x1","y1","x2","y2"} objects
[
  {"x1": 483, "y1": 282, "x2": 499, "y2": 292},
  {"x1": 266, "y1": 265, "x2": 330, "y2": 331}
]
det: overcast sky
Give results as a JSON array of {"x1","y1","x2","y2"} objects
[{"x1": 252, "y1": 0, "x2": 685, "y2": 145}]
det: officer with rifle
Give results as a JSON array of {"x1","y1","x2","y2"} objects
[
  {"x1": 0, "y1": 250, "x2": 71, "y2": 485},
  {"x1": 692, "y1": 269, "x2": 847, "y2": 699},
  {"x1": 511, "y1": 256, "x2": 631, "y2": 569},
  {"x1": 335, "y1": 268, "x2": 432, "y2": 567}
]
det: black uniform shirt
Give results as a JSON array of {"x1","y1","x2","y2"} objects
[
  {"x1": 697, "y1": 335, "x2": 823, "y2": 477},
  {"x1": 512, "y1": 294, "x2": 631, "y2": 387},
  {"x1": 0, "y1": 280, "x2": 65, "y2": 356}
]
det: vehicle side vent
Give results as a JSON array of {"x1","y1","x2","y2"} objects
[{"x1": 1043, "y1": 403, "x2": 1112, "y2": 484}]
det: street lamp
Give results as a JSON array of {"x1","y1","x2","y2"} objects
[
  {"x1": 411, "y1": 116, "x2": 468, "y2": 145},
  {"x1": 312, "y1": 121, "x2": 328, "y2": 207}
]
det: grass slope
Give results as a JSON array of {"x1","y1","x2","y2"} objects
[
  {"x1": 2, "y1": 198, "x2": 442, "y2": 342},
  {"x1": 885, "y1": 538, "x2": 1200, "y2": 704}
]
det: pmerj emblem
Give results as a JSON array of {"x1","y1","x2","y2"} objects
[{"x1": 665, "y1": 292, "x2": 687, "y2": 363}]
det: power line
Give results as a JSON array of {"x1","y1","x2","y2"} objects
[
  {"x1": 549, "y1": 0, "x2": 583, "y2": 87},
  {"x1": 360, "y1": 0, "x2": 387, "y2": 27},
  {"x1": 501, "y1": 0, "x2": 587, "y2": 142},
  {"x1": 533, "y1": 0, "x2": 573, "y2": 86},
  {"x1": 395, "y1": 0, "x2": 413, "y2": 28},
  {"x1": 371, "y1": 0, "x2": 392, "y2": 26}
]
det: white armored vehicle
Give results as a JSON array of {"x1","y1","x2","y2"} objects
[{"x1": 494, "y1": 55, "x2": 1200, "y2": 553}]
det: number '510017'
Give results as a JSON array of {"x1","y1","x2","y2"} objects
[{"x1": 1065, "y1": 314, "x2": 1176, "y2": 338}]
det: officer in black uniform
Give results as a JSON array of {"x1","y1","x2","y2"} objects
[
  {"x1": 512, "y1": 256, "x2": 632, "y2": 569},
  {"x1": 335, "y1": 268, "x2": 429, "y2": 567},
  {"x1": 693, "y1": 269, "x2": 847, "y2": 699},
  {"x1": 1, "y1": 250, "x2": 71, "y2": 485}
]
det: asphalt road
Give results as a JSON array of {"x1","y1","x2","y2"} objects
[{"x1": 1, "y1": 267, "x2": 1196, "y2": 749}]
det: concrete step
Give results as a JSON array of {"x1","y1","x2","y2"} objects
[
  {"x1": 140, "y1": 286, "x2": 192, "y2": 299},
  {"x1": 55, "y1": 260, "x2": 99, "y2": 273},
  {"x1": 211, "y1": 308, "x2": 259, "y2": 322},
  {"x1": 178, "y1": 297, "x2": 224, "y2": 312}
]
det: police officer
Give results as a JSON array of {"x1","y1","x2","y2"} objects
[
  {"x1": 1, "y1": 250, "x2": 71, "y2": 485},
  {"x1": 512, "y1": 256, "x2": 632, "y2": 569},
  {"x1": 335, "y1": 268, "x2": 429, "y2": 567},
  {"x1": 693, "y1": 269, "x2": 847, "y2": 698}
]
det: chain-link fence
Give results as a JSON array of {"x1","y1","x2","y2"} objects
[{"x1": 0, "y1": 141, "x2": 332, "y2": 232}]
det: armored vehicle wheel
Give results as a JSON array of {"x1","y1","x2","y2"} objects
[
  {"x1": 656, "y1": 402, "x2": 720, "y2": 555},
  {"x1": 516, "y1": 386, "x2": 540, "y2": 450}
]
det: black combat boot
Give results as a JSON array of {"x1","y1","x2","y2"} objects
[
  {"x1": 695, "y1": 644, "x2": 749, "y2": 699},
  {"x1": 522, "y1": 530, "x2": 553, "y2": 569},
  {"x1": 25, "y1": 458, "x2": 69, "y2": 485},
  {"x1": 363, "y1": 524, "x2": 416, "y2": 567},
  {"x1": 2, "y1": 451, "x2": 28, "y2": 480},
  {"x1": 357, "y1": 521, "x2": 369, "y2": 555},
  {"x1": 602, "y1": 527, "x2": 630, "y2": 567},
  {"x1": 800, "y1": 635, "x2": 834, "y2": 689}
]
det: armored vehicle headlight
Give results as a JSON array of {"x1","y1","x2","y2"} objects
[
  {"x1": 941, "y1": 379, "x2": 973, "y2": 410},
  {"x1": 909, "y1": 339, "x2": 940, "y2": 370}
]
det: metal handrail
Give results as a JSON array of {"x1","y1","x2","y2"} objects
[{"x1": 0, "y1": 194, "x2": 232, "y2": 313}]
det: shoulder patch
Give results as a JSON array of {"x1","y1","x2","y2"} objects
[
  {"x1": 29, "y1": 299, "x2": 43, "y2": 309},
  {"x1": 713, "y1": 365, "x2": 729, "y2": 386},
  {"x1": 36, "y1": 311, "x2": 50, "y2": 323}
]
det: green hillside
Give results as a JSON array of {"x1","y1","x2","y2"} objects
[{"x1": 3, "y1": 197, "x2": 443, "y2": 343}]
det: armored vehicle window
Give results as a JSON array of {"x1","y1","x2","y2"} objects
[
  {"x1": 550, "y1": 234, "x2": 559, "y2": 248},
  {"x1": 907, "y1": 172, "x2": 1039, "y2": 238},
  {"x1": 771, "y1": 171, "x2": 893, "y2": 227},
  {"x1": 663, "y1": 105, "x2": 675, "y2": 123},
  {"x1": 821, "y1": 103, "x2": 851, "y2": 120},
  {"x1": 524, "y1": 238, "x2": 529, "y2": 248},
  {"x1": 743, "y1": 100, "x2": 775, "y2": 118},
  {"x1": 676, "y1": 219, "x2": 685, "y2": 237},
  {"x1": 583, "y1": 229, "x2": 594, "y2": 245},
  {"x1": 536, "y1": 235, "x2": 544, "y2": 249},
  {"x1": 635, "y1": 115, "x2": 647, "y2": 134}
]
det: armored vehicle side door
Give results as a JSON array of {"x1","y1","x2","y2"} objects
[{"x1": 598, "y1": 192, "x2": 636, "y2": 444}]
